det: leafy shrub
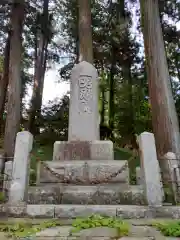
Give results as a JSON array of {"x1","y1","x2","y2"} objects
[
  {"x1": 153, "y1": 221, "x2": 180, "y2": 237},
  {"x1": 71, "y1": 215, "x2": 129, "y2": 237},
  {"x1": 0, "y1": 220, "x2": 61, "y2": 238},
  {"x1": 0, "y1": 192, "x2": 6, "y2": 203}
]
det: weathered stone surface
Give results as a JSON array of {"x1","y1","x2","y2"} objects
[
  {"x1": 139, "y1": 132, "x2": 163, "y2": 206},
  {"x1": 154, "y1": 206, "x2": 180, "y2": 219},
  {"x1": 32, "y1": 225, "x2": 167, "y2": 240},
  {"x1": 164, "y1": 152, "x2": 180, "y2": 203},
  {"x1": 7, "y1": 202, "x2": 26, "y2": 217},
  {"x1": 26, "y1": 205, "x2": 54, "y2": 218},
  {"x1": 36, "y1": 227, "x2": 71, "y2": 237},
  {"x1": 53, "y1": 141, "x2": 91, "y2": 161},
  {"x1": 60, "y1": 185, "x2": 145, "y2": 205},
  {"x1": 68, "y1": 61, "x2": 99, "y2": 141},
  {"x1": 28, "y1": 185, "x2": 145, "y2": 205},
  {"x1": 28, "y1": 185, "x2": 62, "y2": 204},
  {"x1": 72, "y1": 227, "x2": 118, "y2": 238},
  {"x1": 90, "y1": 140, "x2": 114, "y2": 160},
  {"x1": 2, "y1": 204, "x2": 180, "y2": 219},
  {"x1": 33, "y1": 225, "x2": 167, "y2": 240},
  {"x1": 116, "y1": 206, "x2": 152, "y2": 219},
  {"x1": 136, "y1": 167, "x2": 143, "y2": 185},
  {"x1": 54, "y1": 205, "x2": 117, "y2": 218},
  {"x1": 129, "y1": 225, "x2": 163, "y2": 238},
  {"x1": 0, "y1": 232, "x2": 9, "y2": 240},
  {"x1": 53, "y1": 140, "x2": 114, "y2": 161},
  {"x1": 38, "y1": 160, "x2": 129, "y2": 184},
  {"x1": 3, "y1": 161, "x2": 13, "y2": 195},
  {"x1": 8, "y1": 131, "x2": 33, "y2": 204},
  {"x1": 119, "y1": 238, "x2": 153, "y2": 240}
]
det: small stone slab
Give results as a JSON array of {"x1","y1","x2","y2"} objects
[
  {"x1": 54, "y1": 205, "x2": 117, "y2": 218},
  {"x1": 54, "y1": 141, "x2": 91, "y2": 160},
  {"x1": 0, "y1": 232, "x2": 9, "y2": 240},
  {"x1": 71, "y1": 227, "x2": 119, "y2": 238},
  {"x1": 26, "y1": 205, "x2": 54, "y2": 218},
  {"x1": 36, "y1": 227, "x2": 61, "y2": 237},
  {"x1": 129, "y1": 225, "x2": 164, "y2": 238},
  {"x1": 119, "y1": 238, "x2": 153, "y2": 240},
  {"x1": 53, "y1": 140, "x2": 114, "y2": 161}
]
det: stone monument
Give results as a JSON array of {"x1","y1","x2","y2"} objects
[
  {"x1": 53, "y1": 61, "x2": 113, "y2": 160},
  {"x1": 68, "y1": 61, "x2": 99, "y2": 141}
]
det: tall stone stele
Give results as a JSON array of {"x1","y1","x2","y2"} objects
[{"x1": 53, "y1": 61, "x2": 114, "y2": 160}]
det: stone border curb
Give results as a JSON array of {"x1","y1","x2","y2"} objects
[{"x1": 1, "y1": 204, "x2": 180, "y2": 219}]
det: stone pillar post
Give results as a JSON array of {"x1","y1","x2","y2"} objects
[
  {"x1": 8, "y1": 131, "x2": 33, "y2": 204},
  {"x1": 139, "y1": 132, "x2": 163, "y2": 206}
]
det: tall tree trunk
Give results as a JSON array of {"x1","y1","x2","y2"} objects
[
  {"x1": 122, "y1": 61, "x2": 137, "y2": 150},
  {"x1": 28, "y1": 0, "x2": 49, "y2": 134},
  {"x1": 78, "y1": 0, "x2": 93, "y2": 63},
  {"x1": 100, "y1": 88, "x2": 105, "y2": 127},
  {"x1": 0, "y1": 31, "x2": 11, "y2": 135},
  {"x1": 4, "y1": 0, "x2": 25, "y2": 158},
  {"x1": 109, "y1": 52, "x2": 116, "y2": 135},
  {"x1": 140, "y1": 0, "x2": 180, "y2": 159}
]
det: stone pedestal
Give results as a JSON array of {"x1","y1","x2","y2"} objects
[{"x1": 53, "y1": 140, "x2": 114, "y2": 161}]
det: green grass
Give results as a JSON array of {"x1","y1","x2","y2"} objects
[
  {"x1": 71, "y1": 215, "x2": 129, "y2": 237},
  {"x1": 0, "y1": 220, "x2": 61, "y2": 238},
  {"x1": 152, "y1": 220, "x2": 180, "y2": 237},
  {"x1": 0, "y1": 216, "x2": 129, "y2": 238}
]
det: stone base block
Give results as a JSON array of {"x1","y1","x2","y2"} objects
[
  {"x1": 53, "y1": 140, "x2": 114, "y2": 161},
  {"x1": 28, "y1": 185, "x2": 146, "y2": 205},
  {"x1": 37, "y1": 160, "x2": 129, "y2": 185}
]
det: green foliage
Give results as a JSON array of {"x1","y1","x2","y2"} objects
[
  {"x1": 71, "y1": 215, "x2": 129, "y2": 237},
  {"x1": 37, "y1": 95, "x2": 69, "y2": 144},
  {"x1": 0, "y1": 220, "x2": 61, "y2": 238},
  {"x1": 152, "y1": 221, "x2": 180, "y2": 237},
  {"x1": 29, "y1": 142, "x2": 53, "y2": 185},
  {"x1": 0, "y1": 192, "x2": 6, "y2": 203},
  {"x1": 114, "y1": 146, "x2": 140, "y2": 184}
]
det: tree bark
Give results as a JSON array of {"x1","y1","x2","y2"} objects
[
  {"x1": 4, "y1": 0, "x2": 25, "y2": 158},
  {"x1": 0, "y1": 30, "x2": 11, "y2": 135},
  {"x1": 78, "y1": 0, "x2": 93, "y2": 63},
  {"x1": 140, "y1": 0, "x2": 180, "y2": 158},
  {"x1": 28, "y1": 0, "x2": 49, "y2": 134},
  {"x1": 109, "y1": 51, "x2": 116, "y2": 135}
]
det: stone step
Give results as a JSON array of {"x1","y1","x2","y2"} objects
[
  {"x1": 37, "y1": 160, "x2": 129, "y2": 185},
  {"x1": 28, "y1": 184, "x2": 146, "y2": 205},
  {"x1": 6, "y1": 204, "x2": 180, "y2": 219}
]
